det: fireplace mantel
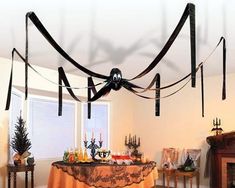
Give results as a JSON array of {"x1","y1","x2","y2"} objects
[{"x1": 206, "y1": 131, "x2": 235, "y2": 188}]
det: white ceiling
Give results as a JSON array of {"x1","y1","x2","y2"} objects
[{"x1": 0, "y1": 0, "x2": 235, "y2": 86}]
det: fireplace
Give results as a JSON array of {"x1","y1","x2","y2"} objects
[
  {"x1": 206, "y1": 131, "x2": 235, "y2": 188},
  {"x1": 227, "y1": 162, "x2": 235, "y2": 187},
  {"x1": 221, "y1": 158, "x2": 235, "y2": 188}
]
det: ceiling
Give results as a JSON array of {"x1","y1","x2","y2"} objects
[{"x1": 0, "y1": 0, "x2": 235, "y2": 86}]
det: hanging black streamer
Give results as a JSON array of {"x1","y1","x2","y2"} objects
[
  {"x1": 222, "y1": 38, "x2": 226, "y2": 100},
  {"x1": 58, "y1": 67, "x2": 81, "y2": 116},
  {"x1": 25, "y1": 13, "x2": 29, "y2": 100},
  {"x1": 58, "y1": 70, "x2": 62, "y2": 116},
  {"x1": 26, "y1": 12, "x2": 108, "y2": 80},
  {"x1": 5, "y1": 50, "x2": 15, "y2": 110},
  {"x1": 130, "y1": 3, "x2": 196, "y2": 88},
  {"x1": 155, "y1": 74, "x2": 161, "y2": 116},
  {"x1": 26, "y1": 4, "x2": 195, "y2": 84},
  {"x1": 5, "y1": 4, "x2": 228, "y2": 118},
  {"x1": 200, "y1": 64, "x2": 204, "y2": 117},
  {"x1": 5, "y1": 48, "x2": 26, "y2": 110},
  {"x1": 87, "y1": 77, "x2": 97, "y2": 119}
]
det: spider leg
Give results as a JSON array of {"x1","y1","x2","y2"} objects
[
  {"x1": 26, "y1": 12, "x2": 109, "y2": 80},
  {"x1": 89, "y1": 82, "x2": 112, "y2": 102}
]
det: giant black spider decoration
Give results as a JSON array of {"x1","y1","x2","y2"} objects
[
  {"x1": 5, "y1": 3, "x2": 226, "y2": 118},
  {"x1": 90, "y1": 68, "x2": 123, "y2": 101}
]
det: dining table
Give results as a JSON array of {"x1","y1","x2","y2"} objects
[{"x1": 47, "y1": 160, "x2": 158, "y2": 188}]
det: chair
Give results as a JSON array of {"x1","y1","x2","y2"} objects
[
  {"x1": 175, "y1": 149, "x2": 201, "y2": 188},
  {"x1": 157, "y1": 148, "x2": 179, "y2": 188}
]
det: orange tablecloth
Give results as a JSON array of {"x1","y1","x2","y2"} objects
[{"x1": 48, "y1": 161, "x2": 158, "y2": 188}]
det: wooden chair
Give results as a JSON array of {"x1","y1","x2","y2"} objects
[
  {"x1": 157, "y1": 148, "x2": 179, "y2": 188},
  {"x1": 175, "y1": 149, "x2": 201, "y2": 188}
]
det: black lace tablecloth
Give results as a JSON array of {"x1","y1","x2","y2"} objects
[{"x1": 51, "y1": 161, "x2": 156, "y2": 188}]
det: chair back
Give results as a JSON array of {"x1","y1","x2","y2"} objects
[
  {"x1": 160, "y1": 148, "x2": 179, "y2": 169},
  {"x1": 181, "y1": 149, "x2": 201, "y2": 168}
]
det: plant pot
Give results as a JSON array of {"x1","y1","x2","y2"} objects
[
  {"x1": 27, "y1": 157, "x2": 35, "y2": 165},
  {"x1": 13, "y1": 159, "x2": 21, "y2": 166},
  {"x1": 13, "y1": 153, "x2": 26, "y2": 166}
]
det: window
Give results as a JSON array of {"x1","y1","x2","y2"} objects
[
  {"x1": 81, "y1": 102, "x2": 110, "y2": 149},
  {"x1": 28, "y1": 96, "x2": 76, "y2": 159}
]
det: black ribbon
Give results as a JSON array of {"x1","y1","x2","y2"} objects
[
  {"x1": 130, "y1": 3, "x2": 196, "y2": 88},
  {"x1": 5, "y1": 5, "x2": 227, "y2": 119},
  {"x1": 200, "y1": 64, "x2": 204, "y2": 117},
  {"x1": 26, "y1": 3, "x2": 196, "y2": 84},
  {"x1": 214, "y1": 37, "x2": 226, "y2": 100},
  {"x1": 5, "y1": 49, "x2": 26, "y2": 110},
  {"x1": 222, "y1": 38, "x2": 226, "y2": 100},
  {"x1": 123, "y1": 78, "x2": 190, "y2": 100},
  {"x1": 124, "y1": 72, "x2": 191, "y2": 94},
  {"x1": 25, "y1": 13, "x2": 29, "y2": 100},
  {"x1": 155, "y1": 74, "x2": 160, "y2": 116},
  {"x1": 88, "y1": 81, "x2": 111, "y2": 102},
  {"x1": 26, "y1": 12, "x2": 109, "y2": 80},
  {"x1": 87, "y1": 77, "x2": 97, "y2": 119},
  {"x1": 58, "y1": 67, "x2": 81, "y2": 116},
  {"x1": 5, "y1": 50, "x2": 15, "y2": 110}
]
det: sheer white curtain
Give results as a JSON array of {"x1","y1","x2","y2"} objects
[
  {"x1": 28, "y1": 97, "x2": 76, "y2": 159},
  {"x1": 9, "y1": 90, "x2": 23, "y2": 162},
  {"x1": 82, "y1": 102, "x2": 110, "y2": 149}
]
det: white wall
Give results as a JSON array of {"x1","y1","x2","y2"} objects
[
  {"x1": 132, "y1": 73, "x2": 235, "y2": 187},
  {"x1": 0, "y1": 58, "x2": 11, "y2": 188}
]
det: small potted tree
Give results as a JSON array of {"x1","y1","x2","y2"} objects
[{"x1": 11, "y1": 114, "x2": 32, "y2": 165}]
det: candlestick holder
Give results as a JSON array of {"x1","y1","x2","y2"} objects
[
  {"x1": 84, "y1": 138, "x2": 102, "y2": 161},
  {"x1": 125, "y1": 134, "x2": 141, "y2": 159},
  {"x1": 211, "y1": 117, "x2": 223, "y2": 136}
]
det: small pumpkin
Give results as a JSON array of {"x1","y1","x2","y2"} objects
[{"x1": 13, "y1": 153, "x2": 21, "y2": 161}]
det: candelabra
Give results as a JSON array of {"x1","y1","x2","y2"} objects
[
  {"x1": 125, "y1": 134, "x2": 141, "y2": 157},
  {"x1": 84, "y1": 138, "x2": 102, "y2": 161},
  {"x1": 211, "y1": 117, "x2": 223, "y2": 135}
]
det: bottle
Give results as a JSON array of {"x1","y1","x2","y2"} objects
[
  {"x1": 78, "y1": 148, "x2": 83, "y2": 162},
  {"x1": 83, "y1": 149, "x2": 88, "y2": 162},
  {"x1": 68, "y1": 149, "x2": 75, "y2": 163},
  {"x1": 63, "y1": 150, "x2": 69, "y2": 162},
  {"x1": 74, "y1": 148, "x2": 79, "y2": 162}
]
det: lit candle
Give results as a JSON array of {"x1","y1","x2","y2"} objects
[
  {"x1": 85, "y1": 132, "x2": 87, "y2": 141},
  {"x1": 92, "y1": 130, "x2": 94, "y2": 140}
]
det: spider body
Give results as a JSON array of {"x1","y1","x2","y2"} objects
[{"x1": 109, "y1": 68, "x2": 122, "y2": 91}]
